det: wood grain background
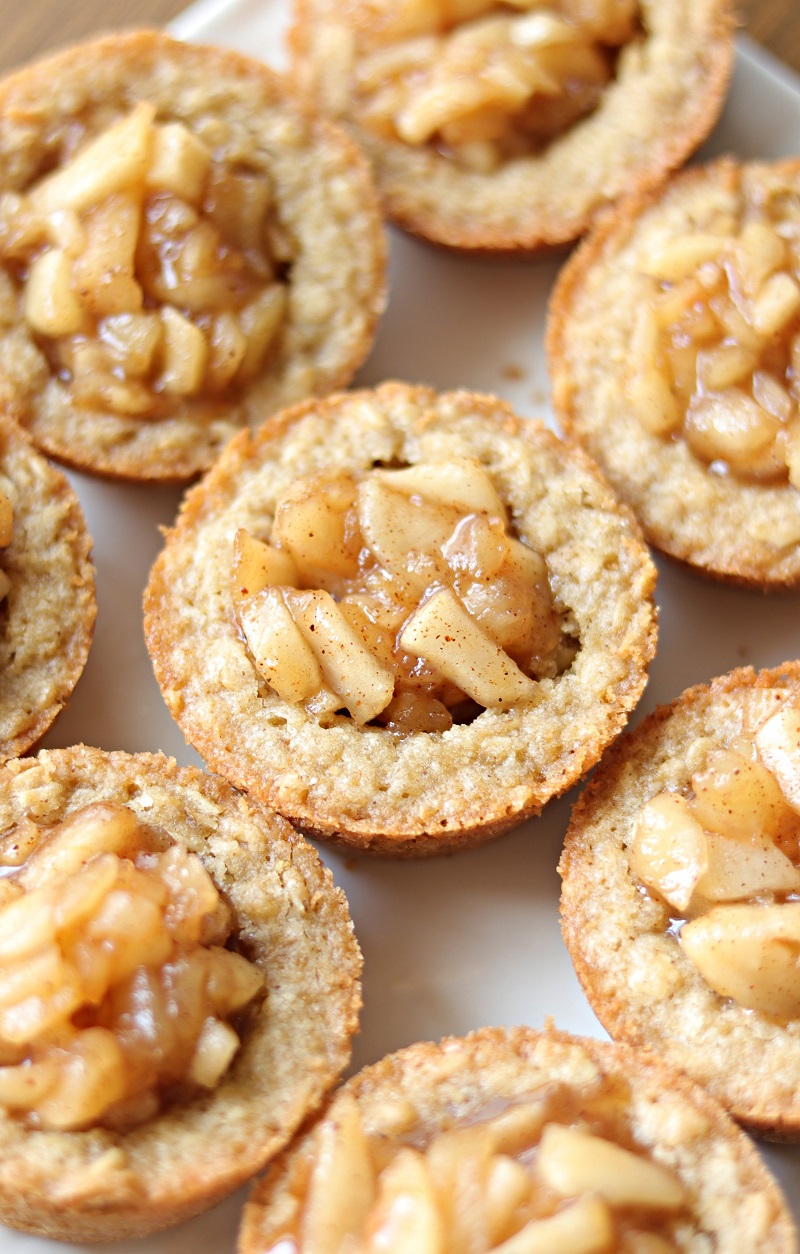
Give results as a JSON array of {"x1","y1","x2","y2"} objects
[{"x1": 0, "y1": 0, "x2": 797, "y2": 76}]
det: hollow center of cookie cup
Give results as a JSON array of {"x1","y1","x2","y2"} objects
[
  {"x1": 232, "y1": 457, "x2": 578, "y2": 734},
  {"x1": 0, "y1": 799, "x2": 263, "y2": 1132}
]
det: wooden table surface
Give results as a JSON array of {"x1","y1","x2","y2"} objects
[{"x1": 0, "y1": 0, "x2": 799, "y2": 78}]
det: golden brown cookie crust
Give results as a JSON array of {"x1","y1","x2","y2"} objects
[
  {"x1": 144, "y1": 382, "x2": 657, "y2": 856},
  {"x1": 289, "y1": 0, "x2": 733, "y2": 253},
  {"x1": 0, "y1": 418, "x2": 95, "y2": 761},
  {"x1": 548, "y1": 157, "x2": 800, "y2": 587},
  {"x1": 239, "y1": 1024, "x2": 797, "y2": 1254},
  {"x1": 0, "y1": 746, "x2": 362, "y2": 1242},
  {"x1": 559, "y1": 661, "x2": 800, "y2": 1139},
  {"x1": 0, "y1": 30, "x2": 386, "y2": 482}
]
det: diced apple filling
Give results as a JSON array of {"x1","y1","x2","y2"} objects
[
  {"x1": 0, "y1": 800, "x2": 263, "y2": 1131},
  {"x1": 0, "y1": 102, "x2": 288, "y2": 419},
  {"x1": 0, "y1": 485, "x2": 12, "y2": 604},
  {"x1": 631, "y1": 697, "x2": 800, "y2": 1017},
  {"x1": 232, "y1": 459, "x2": 571, "y2": 732},
  {"x1": 631, "y1": 210, "x2": 800, "y2": 487},
  {"x1": 341, "y1": 0, "x2": 639, "y2": 172},
  {"x1": 263, "y1": 1085, "x2": 687, "y2": 1254}
]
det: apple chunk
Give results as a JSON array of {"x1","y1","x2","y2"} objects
[
  {"x1": 31, "y1": 102, "x2": 156, "y2": 214},
  {"x1": 755, "y1": 706, "x2": 800, "y2": 813},
  {"x1": 272, "y1": 473, "x2": 360, "y2": 584},
  {"x1": 680, "y1": 902, "x2": 800, "y2": 1018},
  {"x1": 690, "y1": 746, "x2": 797, "y2": 841},
  {"x1": 0, "y1": 491, "x2": 11, "y2": 550},
  {"x1": 18, "y1": 802, "x2": 137, "y2": 891},
  {"x1": 693, "y1": 830, "x2": 800, "y2": 905},
  {"x1": 286, "y1": 589, "x2": 395, "y2": 724},
  {"x1": 536, "y1": 1123, "x2": 686, "y2": 1211},
  {"x1": 231, "y1": 529, "x2": 298, "y2": 604},
  {"x1": 24, "y1": 249, "x2": 84, "y2": 336},
  {"x1": 493, "y1": 1195, "x2": 614, "y2": 1254},
  {"x1": 72, "y1": 193, "x2": 143, "y2": 319},
  {"x1": 159, "y1": 306, "x2": 207, "y2": 396},
  {"x1": 365, "y1": 1148, "x2": 444, "y2": 1254},
  {"x1": 399, "y1": 588, "x2": 538, "y2": 710},
  {"x1": 629, "y1": 792, "x2": 707, "y2": 913},
  {"x1": 356, "y1": 477, "x2": 453, "y2": 593},
  {"x1": 372, "y1": 457, "x2": 507, "y2": 522},
  {"x1": 237, "y1": 586, "x2": 323, "y2": 704},
  {"x1": 483, "y1": 1156, "x2": 531, "y2": 1246},
  {"x1": 303, "y1": 1093, "x2": 375, "y2": 1254},
  {"x1": 146, "y1": 122, "x2": 211, "y2": 204}
]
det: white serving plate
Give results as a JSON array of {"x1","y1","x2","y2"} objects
[{"x1": 7, "y1": 4, "x2": 800, "y2": 1248}]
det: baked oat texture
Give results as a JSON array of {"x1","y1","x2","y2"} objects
[
  {"x1": 0, "y1": 746, "x2": 362, "y2": 1242},
  {"x1": 0, "y1": 30, "x2": 386, "y2": 481},
  {"x1": 559, "y1": 661, "x2": 800, "y2": 1139},
  {"x1": 548, "y1": 157, "x2": 800, "y2": 587},
  {"x1": 144, "y1": 382, "x2": 657, "y2": 856},
  {"x1": 289, "y1": 0, "x2": 733, "y2": 253},
  {"x1": 0, "y1": 417, "x2": 94, "y2": 762},
  {"x1": 238, "y1": 1024, "x2": 797, "y2": 1254}
]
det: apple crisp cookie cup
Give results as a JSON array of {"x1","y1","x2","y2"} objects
[
  {"x1": 144, "y1": 382, "x2": 657, "y2": 856},
  {"x1": 0, "y1": 30, "x2": 386, "y2": 482},
  {"x1": 238, "y1": 1024, "x2": 797, "y2": 1254},
  {"x1": 0, "y1": 745, "x2": 362, "y2": 1241},
  {"x1": 288, "y1": 0, "x2": 733, "y2": 253},
  {"x1": 559, "y1": 660, "x2": 800, "y2": 1139},
  {"x1": 548, "y1": 157, "x2": 800, "y2": 587},
  {"x1": 0, "y1": 416, "x2": 95, "y2": 762}
]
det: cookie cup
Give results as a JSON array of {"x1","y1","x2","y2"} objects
[
  {"x1": 144, "y1": 382, "x2": 657, "y2": 856},
  {"x1": 0, "y1": 417, "x2": 95, "y2": 762},
  {"x1": 548, "y1": 158, "x2": 800, "y2": 587},
  {"x1": 0, "y1": 30, "x2": 386, "y2": 481},
  {"x1": 0, "y1": 746, "x2": 362, "y2": 1241},
  {"x1": 289, "y1": 0, "x2": 733, "y2": 252},
  {"x1": 239, "y1": 1025, "x2": 797, "y2": 1254},
  {"x1": 560, "y1": 661, "x2": 800, "y2": 1138}
]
